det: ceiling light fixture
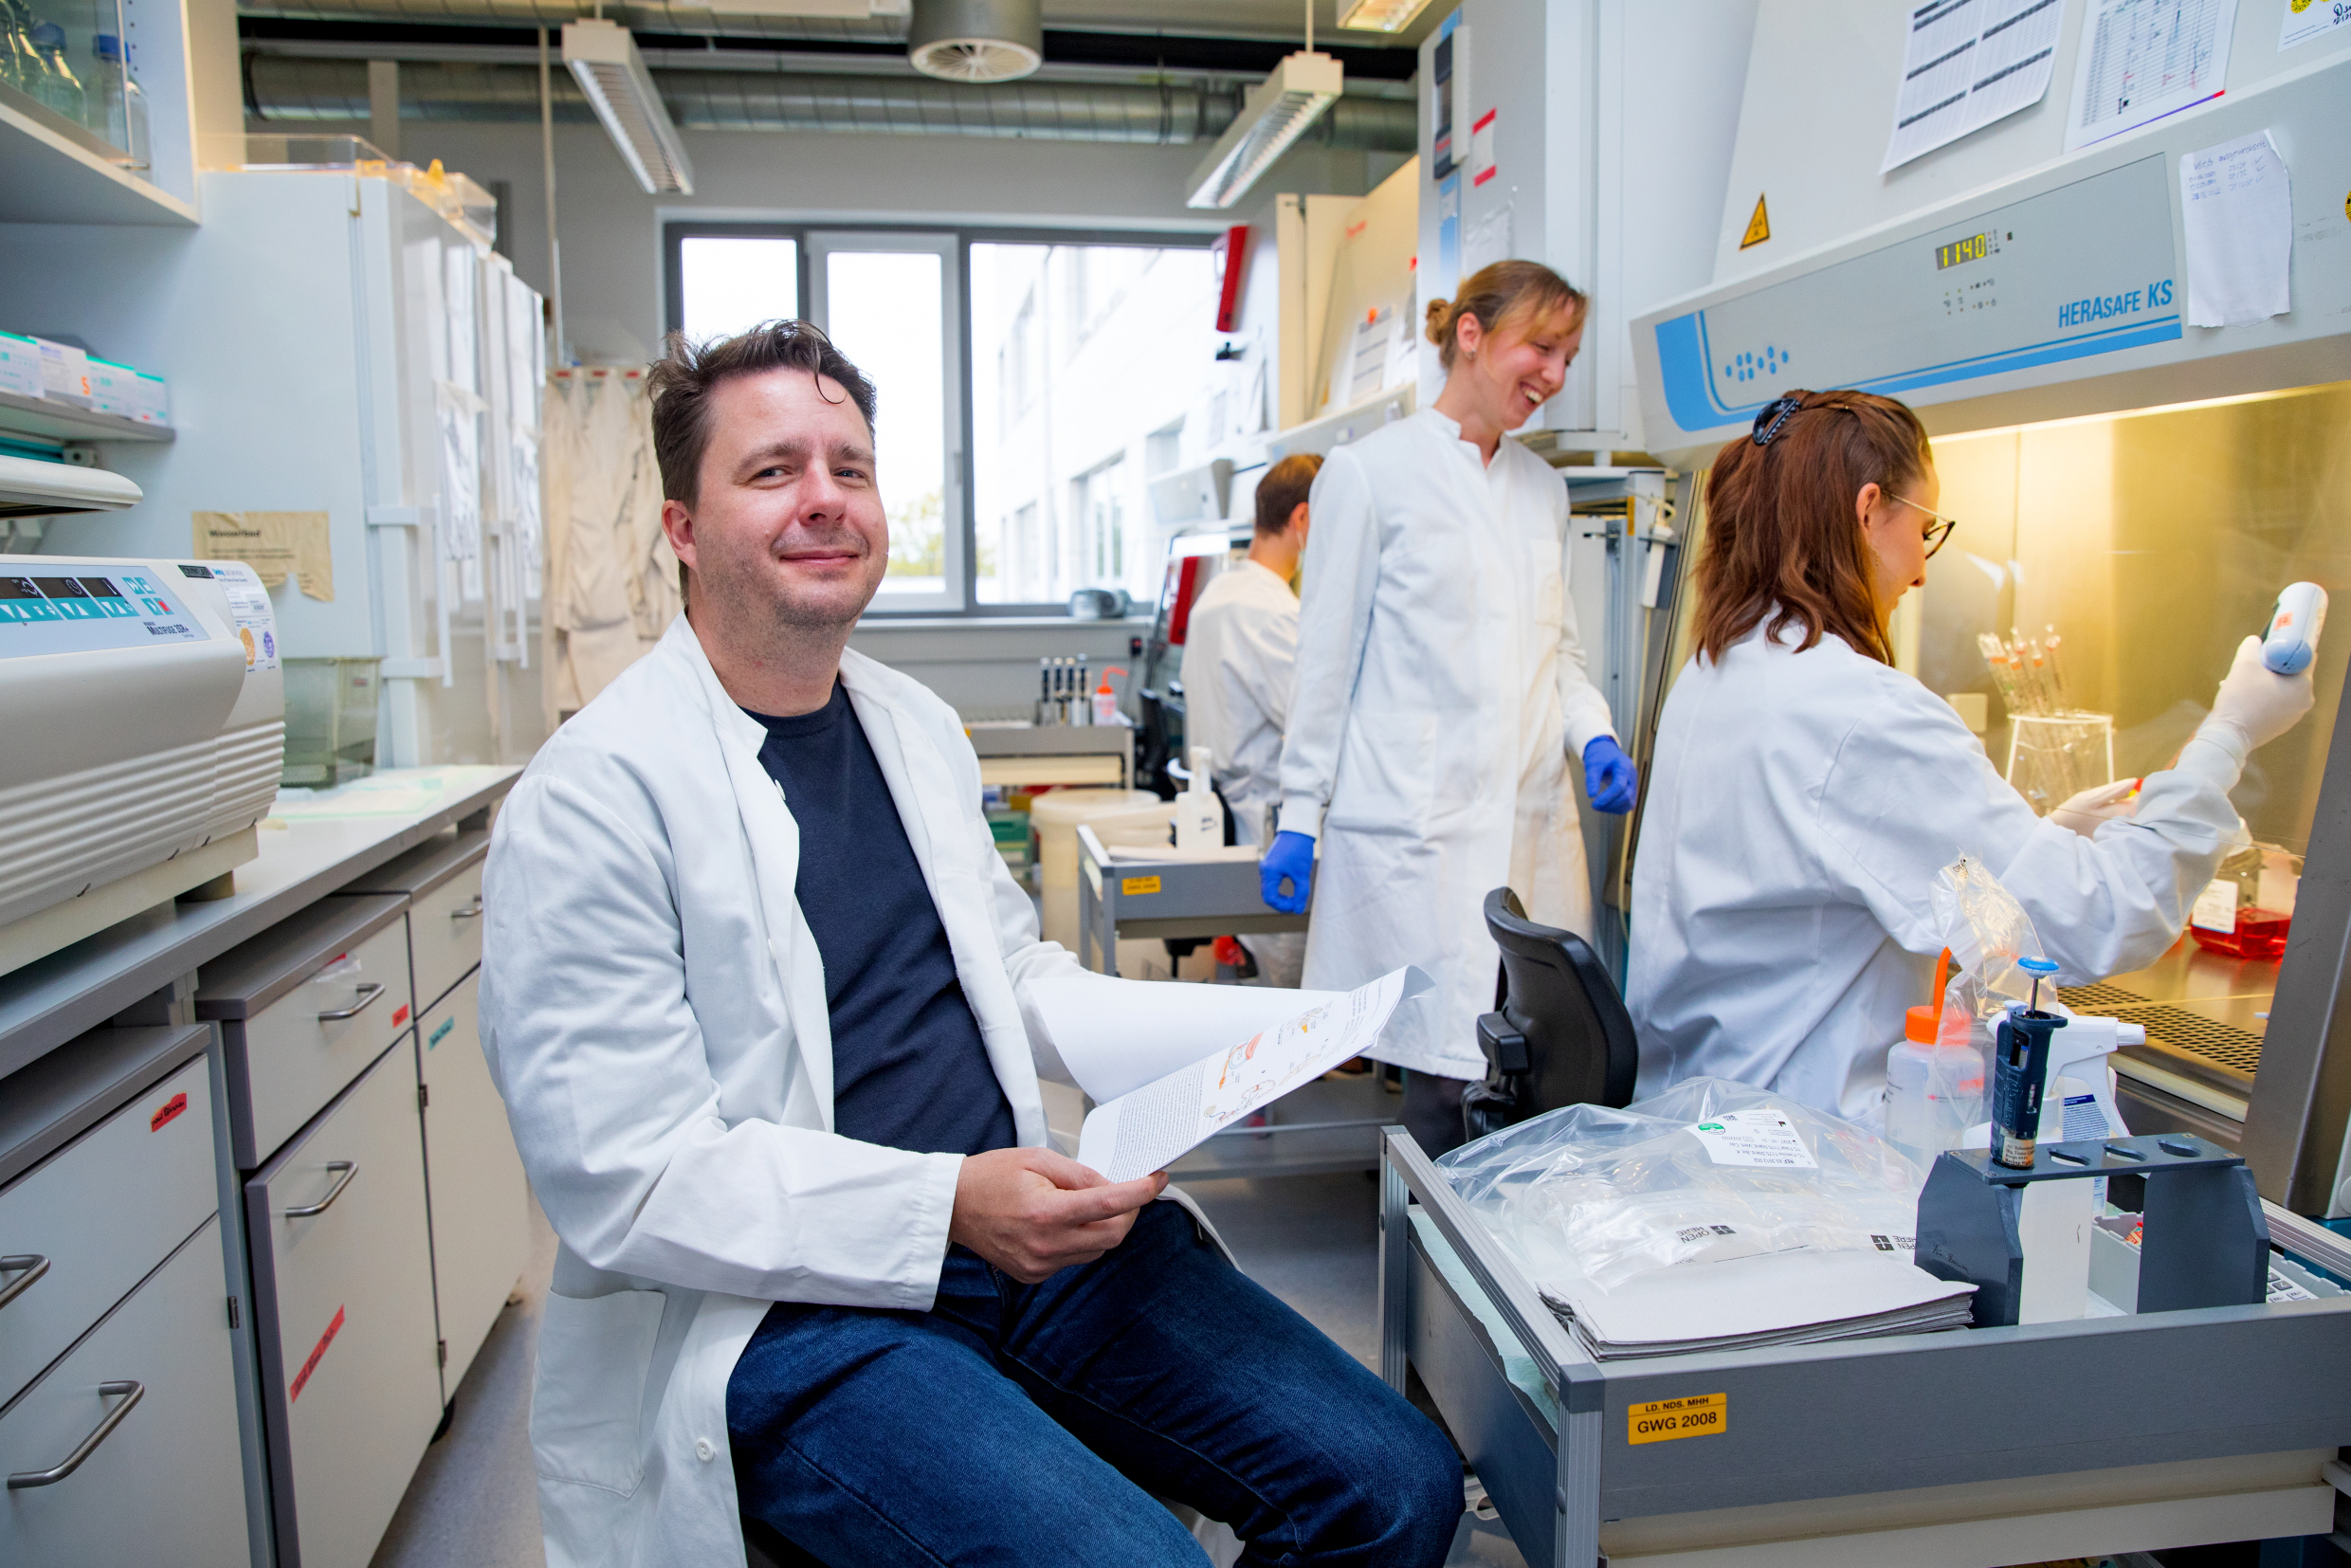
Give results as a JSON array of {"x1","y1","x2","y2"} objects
[
  {"x1": 1185, "y1": 49, "x2": 1342, "y2": 210},
  {"x1": 562, "y1": 19, "x2": 694, "y2": 195},
  {"x1": 908, "y1": 0, "x2": 1043, "y2": 83},
  {"x1": 1334, "y1": 0, "x2": 1434, "y2": 32}
]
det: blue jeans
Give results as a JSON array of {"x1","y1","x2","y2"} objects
[{"x1": 727, "y1": 1200, "x2": 1461, "y2": 1567}]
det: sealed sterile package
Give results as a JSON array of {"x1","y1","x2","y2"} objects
[
  {"x1": 1929, "y1": 852, "x2": 2048, "y2": 1029},
  {"x1": 1435, "y1": 1078, "x2": 1924, "y2": 1292}
]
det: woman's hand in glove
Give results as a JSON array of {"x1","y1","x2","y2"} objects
[
  {"x1": 2200, "y1": 634, "x2": 2316, "y2": 760},
  {"x1": 1582, "y1": 737, "x2": 1638, "y2": 814}
]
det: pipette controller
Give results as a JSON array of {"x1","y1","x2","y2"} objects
[
  {"x1": 2262, "y1": 582, "x2": 2327, "y2": 675},
  {"x1": 1990, "y1": 956, "x2": 2067, "y2": 1170}
]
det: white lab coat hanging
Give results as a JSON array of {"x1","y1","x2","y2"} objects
[{"x1": 1277, "y1": 409, "x2": 1617, "y2": 1080}]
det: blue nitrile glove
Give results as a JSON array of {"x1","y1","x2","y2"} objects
[
  {"x1": 1582, "y1": 737, "x2": 1637, "y2": 814},
  {"x1": 1260, "y1": 830, "x2": 1316, "y2": 914}
]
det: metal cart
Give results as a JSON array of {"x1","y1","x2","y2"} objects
[
  {"x1": 1074, "y1": 827, "x2": 1401, "y2": 1178},
  {"x1": 1378, "y1": 1127, "x2": 2351, "y2": 1567}
]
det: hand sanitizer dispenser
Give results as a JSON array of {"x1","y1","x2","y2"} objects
[{"x1": 1176, "y1": 746, "x2": 1222, "y2": 852}]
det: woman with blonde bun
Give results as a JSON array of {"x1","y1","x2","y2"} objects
[{"x1": 1257, "y1": 259, "x2": 1632, "y2": 1157}]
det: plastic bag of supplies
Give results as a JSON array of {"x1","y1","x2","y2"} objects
[{"x1": 1435, "y1": 1078, "x2": 1925, "y2": 1292}]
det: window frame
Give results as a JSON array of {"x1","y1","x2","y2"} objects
[{"x1": 665, "y1": 220, "x2": 1223, "y2": 620}]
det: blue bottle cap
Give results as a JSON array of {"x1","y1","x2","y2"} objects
[
  {"x1": 95, "y1": 32, "x2": 123, "y2": 61},
  {"x1": 30, "y1": 21, "x2": 64, "y2": 46},
  {"x1": 2018, "y1": 957, "x2": 2059, "y2": 975}
]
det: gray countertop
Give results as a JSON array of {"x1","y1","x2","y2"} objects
[{"x1": 0, "y1": 765, "x2": 519, "y2": 1082}]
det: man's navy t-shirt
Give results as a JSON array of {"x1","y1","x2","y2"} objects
[{"x1": 746, "y1": 683, "x2": 1016, "y2": 1158}]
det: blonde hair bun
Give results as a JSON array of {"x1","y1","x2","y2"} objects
[
  {"x1": 1424, "y1": 297, "x2": 1453, "y2": 346},
  {"x1": 1425, "y1": 261, "x2": 1587, "y2": 369}
]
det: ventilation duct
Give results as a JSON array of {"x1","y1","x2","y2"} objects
[
  {"x1": 906, "y1": 0, "x2": 1039, "y2": 82},
  {"x1": 561, "y1": 19, "x2": 694, "y2": 191},
  {"x1": 244, "y1": 57, "x2": 1421, "y2": 151}
]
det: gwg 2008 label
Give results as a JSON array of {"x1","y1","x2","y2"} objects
[{"x1": 1627, "y1": 1392, "x2": 1726, "y2": 1445}]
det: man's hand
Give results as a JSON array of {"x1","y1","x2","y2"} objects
[
  {"x1": 1259, "y1": 830, "x2": 1315, "y2": 915},
  {"x1": 948, "y1": 1147, "x2": 1168, "y2": 1284},
  {"x1": 1582, "y1": 737, "x2": 1638, "y2": 814}
]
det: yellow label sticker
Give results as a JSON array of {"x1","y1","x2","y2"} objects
[
  {"x1": 1740, "y1": 194, "x2": 1771, "y2": 249},
  {"x1": 1628, "y1": 1393, "x2": 1726, "y2": 1445},
  {"x1": 1121, "y1": 875, "x2": 1163, "y2": 896}
]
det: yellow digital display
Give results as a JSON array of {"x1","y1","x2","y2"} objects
[{"x1": 1935, "y1": 231, "x2": 1993, "y2": 270}]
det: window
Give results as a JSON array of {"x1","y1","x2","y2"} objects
[
  {"x1": 677, "y1": 235, "x2": 800, "y2": 342},
  {"x1": 669, "y1": 224, "x2": 1221, "y2": 615}
]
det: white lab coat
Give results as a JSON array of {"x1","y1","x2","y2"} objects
[
  {"x1": 1277, "y1": 409, "x2": 1617, "y2": 1078},
  {"x1": 480, "y1": 618, "x2": 1208, "y2": 1568},
  {"x1": 1627, "y1": 623, "x2": 2247, "y2": 1123},
  {"x1": 1184, "y1": 558, "x2": 1299, "y2": 848}
]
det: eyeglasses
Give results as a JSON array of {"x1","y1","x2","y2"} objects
[{"x1": 1888, "y1": 493, "x2": 1959, "y2": 559}]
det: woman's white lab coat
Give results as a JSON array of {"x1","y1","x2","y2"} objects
[
  {"x1": 1627, "y1": 623, "x2": 2246, "y2": 1122},
  {"x1": 481, "y1": 620, "x2": 1112, "y2": 1568},
  {"x1": 1277, "y1": 408, "x2": 1617, "y2": 1079}
]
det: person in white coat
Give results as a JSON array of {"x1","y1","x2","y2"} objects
[
  {"x1": 1628, "y1": 389, "x2": 2317, "y2": 1122},
  {"x1": 1259, "y1": 261, "x2": 1636, "y2": 1158},
  {"x1": 479, "y1": 320, "x2": 1460, "y2": 1568},
  {"x1": 1183, "y1": 451, "x2": 1319, "y2": 985}
]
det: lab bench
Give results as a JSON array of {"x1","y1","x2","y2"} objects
[
  {"x1": 0, "y1": 766, "x2": 523, "y2": 1568},
  {"x1": 1378, "y1": 1127, "x2": 2351, "y2": 1567}
]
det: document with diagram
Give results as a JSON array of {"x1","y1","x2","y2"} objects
[{"x1": 1076, "y1": 967, "x2": 1430, "y2": 1183}]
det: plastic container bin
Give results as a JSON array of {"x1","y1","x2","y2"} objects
[{"x1": 280, "y1": 658, "x2": 381, "y2": 787}]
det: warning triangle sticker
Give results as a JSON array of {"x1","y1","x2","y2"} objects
[{"x1": 1740, "y1": 194, "x2": 1771, "y2": 250}]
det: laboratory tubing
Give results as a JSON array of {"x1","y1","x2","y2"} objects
[
  {"x1": 1990, "y1": 957, "x2": 2065, "y2": 1169},
  {"x1": 2262, "y1": 581, "x2": 2328, "y2": 675}
]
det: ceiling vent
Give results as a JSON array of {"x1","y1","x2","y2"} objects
[{"x1": 907, "y1": 0, "x2": 1042, "y2": 83}]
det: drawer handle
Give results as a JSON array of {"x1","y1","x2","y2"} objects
[
  {"x1": 0, "y1": 1254, "x2": 47, "y2": 1311},
  {"x1": 316, "y1": 982, "x2": 387, "y2": 1023},
  {"x1": 284, "y1": 1160, "x2": 359, "y2": 1218},
  {"x1": 449, "y1": 897, "x2": 483, "y2": 921},
  {"x1": 8, "y1": 1380, "x2": 143, "y2": 1489}
]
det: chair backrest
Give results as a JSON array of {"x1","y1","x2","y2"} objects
[{"x1": 1464, "y1": 887, "x2": 1640, "y2": 1140}]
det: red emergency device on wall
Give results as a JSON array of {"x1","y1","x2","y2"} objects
[{"x1": 1211, "y1": 225, "x2": 1249, "y2": 333}]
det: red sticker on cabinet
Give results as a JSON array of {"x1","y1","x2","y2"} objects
[
  {"x1": 392, "y1": 1004, "x2": 410, "y2": 1028},
  {"x1": 289, "y1": 1305, "x2": 346, "y2": 1402},
  {"x1": 150, "y1": 1092, "x2": 188, "y2": 1132}
]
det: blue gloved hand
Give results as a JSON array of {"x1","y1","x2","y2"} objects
[
  {"x1": 1582, "y1": 737, "x2": 1638, "y2": 814},
  {"x1": 1260, "y1": 830, "x2": 1316, "y2": 914}
]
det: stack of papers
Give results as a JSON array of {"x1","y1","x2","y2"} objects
[{"x1": 1481, "y1": 1210, "x2": 1975, "y2": 1361}]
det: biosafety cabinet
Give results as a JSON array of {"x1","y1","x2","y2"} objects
[
  {"x1": 0, "y1": 147, "x2": 548, "y2": 774},
  {"x1": 1628, "y1": 12, "x2": 2351, "y2": 1213}
]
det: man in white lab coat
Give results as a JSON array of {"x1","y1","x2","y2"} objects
[
  {"x1": 479, "y1": 320, "x2": 1459, "y2": 1568},
  {"x1": 1181, "y1": 452, "x2": 1318, "y2": 986}
]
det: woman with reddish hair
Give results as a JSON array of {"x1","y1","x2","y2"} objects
[{"x1": 1628, "y1": 390, "x2": 2316, "y2": 1123}]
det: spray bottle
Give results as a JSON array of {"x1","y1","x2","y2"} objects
[
  {"x1": 1176, "y1": 746, "x2": 1222, "y2": 852},
  {"x1": 1091, "y1": 666, "x2": 1125, "y2": 726}
]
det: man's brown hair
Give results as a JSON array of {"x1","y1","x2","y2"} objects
[
  {"x1": 1690, "y1": 389, "x2": 1932, "y2": 667},
  {"x1": 1252, "y1": 452, "x2": 1321, "y2": 538},
  {"x1": 647, "y1": 319, "x2": 879, "y2": 510}
]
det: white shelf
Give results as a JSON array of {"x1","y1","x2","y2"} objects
[
  {"x1": 0, "y1": 390, "x2": 173, "y2": 447},
  {"x1": 0, "y1": 94, "x2": 196, "y2": 227}
]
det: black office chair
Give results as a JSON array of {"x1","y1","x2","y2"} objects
[{"x1": 1461, "y1": 887, "x2": 1641, "y2": 1142}]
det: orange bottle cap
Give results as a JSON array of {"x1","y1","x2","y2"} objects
[{"x1": 1905, "y1": 1005, "x2": 1941, "y2": 1044}]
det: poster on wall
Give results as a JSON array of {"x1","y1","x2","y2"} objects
[
  {"x1": 2065, "y1": 0, "x2": 2238, "y2": 151},
  {"x1": 2278, "y1": 0, "x2": 2351, "y2": 50},
  {"x1": 1881, "y1": 0, "x2": 2066, "y2": 172}
]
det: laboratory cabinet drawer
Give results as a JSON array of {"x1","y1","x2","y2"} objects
[
  {"x1": 337, "y1": 829, "x2": 486, "y2": 1014},
  {"x1": 0, "y1": 1215, "x2": 252, "y2": 1568},
  {"x1": 0, "y1": 1056, "x2": 217, "y2": 1405},
  {"x1": 246, "y1": 1037, "x2": 442, "y2": 1568},
  {"x1": 200, "y1": 893, "x2": 415, "y2": 1169},
  {"x1": 416, "y1": 969, "x2": 528, "y2": 1399}
]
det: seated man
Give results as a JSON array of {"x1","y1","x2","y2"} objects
[
  {"x1": 1181, "y1": 452, "x2": 1318, "y2": 987},
  {"x1": 480, "y1": 320, "x2": 1460, "y2": 1568}
]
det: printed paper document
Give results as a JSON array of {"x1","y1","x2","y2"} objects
[
  {"x1": 1882, "y1": 0, "x2": 2066, "y2": 173},
  {"x1": 2065, "y1": 0, "x2": 2237, "y2": 151},
  {"x1": 2180, "y1": 131, "x2": 2293, "y2": 327},
  {"x1": 1072, "y1": 968, "x2": 1429, "y2": 1182}
]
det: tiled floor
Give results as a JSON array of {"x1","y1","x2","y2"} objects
[{"x1": 368, "y1": 1174, "x2": 1527, "y2": 1567}]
